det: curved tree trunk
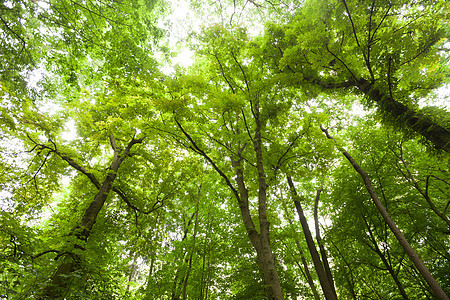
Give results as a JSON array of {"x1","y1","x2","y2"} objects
[
  {"x1": 40, "y1": 135, "x2": 143, "y2": 299},
  {"x1": 321, "y1": 125, "x2": 449, "y2": 300}
]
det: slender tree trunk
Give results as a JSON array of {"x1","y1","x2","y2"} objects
[
  {"x1": 287, "y1": 176, "x2": 337, "y2": 300},
  {"x1": 313, "y1": 178, "x2": 337, "y2": 298},
  {"x1": 294, "y1": 240, "x2": 321, "y2": 300},
  {"x1": 321, "y1": 125, "x2": 449, "y2": 300},
  {"x1": 282, "y1": 197, "x2": 320, "y2": 300},
  {"x1": 182, "y1": 187, "x2": 200, "y2": 300},
  {"x1": 40, "y1": 135, "x2": 143, "y2": 299}
]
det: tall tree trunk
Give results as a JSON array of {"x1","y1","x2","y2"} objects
[
  {"x1": 321, "y1": 125, "x2": 449, "y2": 300},
  {"x1": 287, "y1": 176, "x2": 337, "y2": 300},
  {"x1": 313, "y1": 178, "x2": 337, "y2": 298},
  {"x1": 290, "y1": 228, "x2": 321, "y2": 300},
  {"x1": 304, "y1": 77, "x2": 450, "y2": 152},
  {"x1": 40, "y1": 135, "x2": 143, "y2": 299},
  {"x1": 251, "y1": 110, "x2": 284, "y2": 300}
]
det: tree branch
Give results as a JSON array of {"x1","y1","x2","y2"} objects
[
  {"x1": 26, "y1": 134, "x2": 102, "y2": 189},
  {"x1": 174, "y1": 117, "x2": 240, "y2": 201}
]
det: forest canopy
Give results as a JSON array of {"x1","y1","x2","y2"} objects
[{"x1": 0, "y1": 0, "x2": 449, "y2": 299}]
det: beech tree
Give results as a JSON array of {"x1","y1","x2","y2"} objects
[{"x1": 1, "y1": 0, "x2": 449, "y2": 299}]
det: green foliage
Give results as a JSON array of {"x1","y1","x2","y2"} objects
[{"x1": 1, "y1": 0, "x2": 449, "y2": 299}]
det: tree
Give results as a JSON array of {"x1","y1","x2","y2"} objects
[
  {"x1": 321, "y1": 117, "x2": 449, "y2": 298},
  {"x1": 262, "y1": 0, "x2": 450, "y2": 151},
  {"x1": 157, "y1": 25, "x2": 289, "y2": 299},
  {"x1": 1, "y1": 0, "x2": 449, "y2": 299}
]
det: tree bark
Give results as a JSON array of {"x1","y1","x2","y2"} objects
[
  {"x1": 252, "y1": 110, "x2": 284, "y2": 300},
  {"x1": 304, "y1": 77, "x2": 450, "y2": 152},
  {"x1": 356, "y1": 78, "x2": 450, "y2": 152},
  {"x1": 232, "y1": 156, "x2": 283, "y2": 299},
  {"x1": 313, "y1": 179, "x2": 337, "y2": 299},
  {"x1": 40, "y1": 135, "x2": 143, "y2": 299},
  {"x1": 287, "y1": 176, "x2": 337, "y2": 300},
  {"x1": 321, "y1": 125, "x2": 449, "y2": 300}
]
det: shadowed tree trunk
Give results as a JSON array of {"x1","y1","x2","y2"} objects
[
  {"x1": 313, "y1": 178, "x2": 337, "y2": 298},
  {"x1": 356, "y1": 78, "x2": 450, "y2": 152},
  {"x1": 251, "y1": 108, "x2": 284, "y2": 299}
]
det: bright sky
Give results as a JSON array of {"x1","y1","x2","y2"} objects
[{"x1": 157, "y1": 0, "x2": 197, "y2": 74}]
